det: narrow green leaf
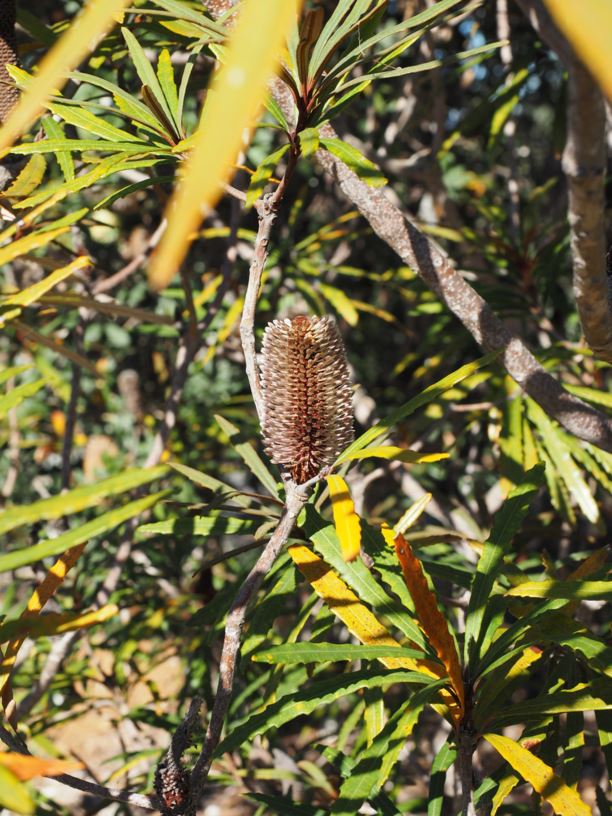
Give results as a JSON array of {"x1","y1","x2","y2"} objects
[
  {"x1": 464, "y1": 465, "x2": 544, "y2": 668},
  {"x1": 0, "y1": 379, "x2": 46, "y2": 420},
  {"x1": 528, "y1": 399, "x2": 599, "y2": 523},
  {"x1": 252, "y1": 642, "x2": 426, "y2": 665},
  {"x1": 121, "y1": 27, "x2": 179, "y2": 138},
  {"x1": 344, "y1": 352, "x2": 499, "y2": 457},
  {"x1": 299, "y1": 127, "x2": 320, "y2": 156},
  {"x1": 245, "y1": 144, "x2": 290, "y2": 208},
  {"x1": 320, "y1": 137, "x2": 387, "y2": 187},
  {"x1": 331, "y1": 681, "x2": 444, "y2": 814},
  {"x1": 136, "y1": 514, "x2": 261, "y2": 538},
  {"x1": 0, "y1": 466, "x2": 167, "y2": 535},
  {"x1": 219, "y1": 668, "x2": 432, "y2": 754},
  {"x1": 10, "y1": 139, "x2": 155, "y2": 156},
  {"x1": 506, "y1": 579, "x2": 612, "y2": 601},
  {"x1": 156, "y1": 48, "x2": 180, "y2": 130},
  {"x1": 301, "y1": 505, "x2": 429, "y2": 650},
  {"x1": 168, "y1": 461, "x2": 253, "y2": 508},
  {"x1": 47, "y1": 102, "x2": 143, "y2": 142},
  {"x1": 428, "y1": 739, "x2": 457, "y2": 816},
  {"x1": 42, "y1": 117, "x2": 74, "y2": 181},
  {"x1": 215, "y1": 414, "x2": 279, "y2": 497},
  {"x1": 0, "y1": 492, "x2": 166, "y2": 572}
]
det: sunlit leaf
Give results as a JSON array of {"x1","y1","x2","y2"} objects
[
  {"x1": 335, "y1": 446, "x2": 448, "y2": 466},
  {"x1": 484, "y1": 733, "x2": 590, "y2": 815},
  {"x1": 543, "y1": 0, "x2": 612, "y2": 101},
  {"x1": 0, "y1": 466, "x2": 166, "y2": 535},
  {"x1": 148, "y1": 0, "x2": 301, "y2": 289},
  {"x1": 0, "y1": 0, "x2": 132, "y2": 154},
  {"x1": 506, "y1": 579, "x2": 612, "y2": 601},
  {"x1": 0, "y1": 766, "x2": 34, "y2": 815},
  {"x1": 326, "y1": 475, "x2": 361, "y2": 562},
  {"x1": 383, "y1": 526, "x2": 464, "y2": 716}
]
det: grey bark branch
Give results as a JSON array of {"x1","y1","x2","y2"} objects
[
  {"x1": 312, "y1": 124, "x2": 612, "y2": 452},
  {"x1": 516, "y1": 0, "x2": 612, "y2": 364},
  {"x1": 186, "y1": 487, "x2": 307, "y2": 815}
]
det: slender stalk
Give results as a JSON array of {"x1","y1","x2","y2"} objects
[{"x1": 186, "y1": 487, "x2": 306, "y2": 814}]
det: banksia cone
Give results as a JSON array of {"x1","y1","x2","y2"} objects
[{"x1": 261, "y1": 315, "x2": 353, "y2": 484}]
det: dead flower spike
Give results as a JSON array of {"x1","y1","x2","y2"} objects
[{"x1": 260, "y1": 315, "x2": 354, "y2": 484}]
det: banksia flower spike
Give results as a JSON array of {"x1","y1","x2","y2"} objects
[{"x1": 261, "y1": 315, "x2": 354, "y2": 484}]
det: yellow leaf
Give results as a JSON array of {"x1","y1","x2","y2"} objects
[
  {"x1": 394, "y1": 494, "x2": 432, "y2": 535},
  {"x1": 0, "y1": 753, "x2": 83, "y2": 782},
  {"x1": 148, "y1": 0, "x2": 301, "y2": 290},
  {"x1": 335, "y1": 445, "x2": 449, "y2": 465},
  {"x1": 0, "y1": 543, "x2": 86, "y2": 709},
  {"x1": 0, "y1": 226, "x2": 70, "y2": 267},
  {"x1": 288, "y1": 544, "x2": 428, "y2": 672},
  {"x1": 326, "y1": 475, "x2": 361, "y2": 562},
  {"x1": 0, "y1": 0, "x2": 132, "y2": 153},
  {"x1": 484, "y1": 733, "x2": 590, "y2": 816},
  {"x1": 289, "y1": 543, "x2": 462, "y2": 722},
  {"x1": 543, "y1": 0, "x2": 612, "y2": 101},
  {"x1": 4, "y1": 155, "x2": 46, "y2": 198},
  {"x1": 3, "y1": 256, "x2": 91, "y2": 309},
  {"x1": 382, "y1": 526, "x2": 465, "y2": 714},
  {"x1": 491, "y1": 772, "x2": 520, "y2": 815}
]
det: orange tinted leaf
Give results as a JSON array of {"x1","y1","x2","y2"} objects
[
  {"x1": 0, "y1": 753, "x2": 83, "y2": 781},
  {"x1": 383, "y1": 525, "x2": 464, "y2": 713},
  {"x1": 326, "y1": 475, "x2": 361, "y2": 562}
]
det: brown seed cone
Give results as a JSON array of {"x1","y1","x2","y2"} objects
[{"x1": 261, "y1": 315, "x2": 353, "y2": 484}]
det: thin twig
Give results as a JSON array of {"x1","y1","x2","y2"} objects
[
  {"x1": 239, "y1": 149, "x2": 299, "y2": 424},
  {"x1": 60, "y1": 319, "x2": 84, "y2": 491},
  {"x1": 186, "y1": 486, "x2": 307, "y2": 815},
  {"x1": 93, "y1": 219, "x2": 167, "y2": 295}
]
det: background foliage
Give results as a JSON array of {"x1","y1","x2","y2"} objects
[{"x1": 0, "y1": 1, "x2": 610, "y2": 814}]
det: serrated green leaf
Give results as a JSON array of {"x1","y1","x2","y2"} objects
[
  {"x1": 0, "y1": 466, "x2": 167, "y2": 535},
  {"x1": 10, "y1": 139, "x2": 156, "y2": 156},
  {"x1": 47, "y1": 101, "x2": 143, "y2": 142},
  {"x1": 168, "y1": 461, "x2": 253, "y2": 508}
]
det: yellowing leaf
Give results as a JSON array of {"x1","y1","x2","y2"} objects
[
  {"x1": 326, "y1": 475, "x2": 361, "y2": 562},
  {"x1": 0, "y1": 226, "x2": 71, "y2": 267},
  {"x1": 0, "y1": 753, "x2": 83, "y2": 782},
  {"x1": 382, "y1": 526, "x2": 464, "y2": 715},
  {"x1": 288, "y1": 543, "x2": 430, "y2": 673},
  {"x1": 0, "y1": 543, "x2": 86, "y2": 707},
  {"x1": 484, "y1": 733, "x2": 591, "y2": 816},
  {"x1": 0, "y1": 0, "x2": 132, "y2": 153},
  {"x1": 2, "y1": 256, "x2": 91, "y2": 310},
  {"x1": 335, "y1": 445, "x2": 449, "y2": 465},
  {"x1": 148, "y1": 0, "x2": 301, "y2": 289},
  {"x1": 4, "y1": 155, "x2": 46, "y2": 198},
  {"x1": 394, "y1": 494, "x2": 432, "y2": 535},
  {"x1": 0, "y1": 765, "x2": 34, "y2": 814},
  {"x1": 543, "y1": 0, "x2": 612, "y2": 101}
]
